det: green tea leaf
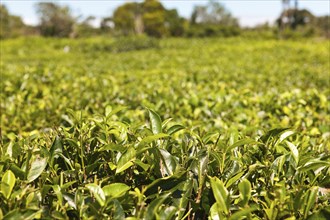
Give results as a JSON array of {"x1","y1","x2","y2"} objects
[
  {"x1": 1, "y1": 170, "x2": 16, "y2": 199},
  {"x1": 49, "y1": 136, "x2": 63, "y2": 167},
  {"x1": 86, "y1": 184, "x2": 105, "y2": 207},
  {"x1": 286, "y1": 141, "x2": 299, "y2": 164},
  {"x1": 304, "y1": 186, "x2": 318, "y2": 219},
  {"x1": 228, "y1": 138, "x2": 259, "y2": 151},
  {"x1": 27, "y1": 157, "x2": 47, "y2": 183},
  {"x1": 148, "y1": 109, "x2": 162, "y2": 134},
  {"x1": 134, "y1": 159, "x2": 150, "y2": 171},
  {"x1": 98, "y1": 143, "x2": 126, "y2": 152},
  {"x1": 138, "y1": 133, "x2": 169, "y2": 148},
  {"x1": 103, "y1": 183, "x2": 130, "y2": 198},
  {"x1": 144, "y1": 192, "x2": 171, "y2": 220},
  {"x1": 116, "y1": 147, "x2": 136, "y2": 174},
  {"x1": 159, "y1": 148, "x2": 178, "y2": 175},
  {"x1": 298, "y1": 160, "x2": 330, "y2": 173},
  {"x1": 238, "y1": 179, "x2": 251, "y2": 207},
  {"x1": 112, "y1": 199, "x2": 125, "y2": 220},
  {"x1": 63, "y1": 193, "x2": 77, "y2": 210},
  {"x1": 209, "y1": 203, "x2": 224, "y2": 219},
  {"x1": 209, "y1": 176, "x2": 230, "y2": 215},
  {"x1": 260, "y1": 128, "x2": 290, "y2": 144},
  {"x1": 144, "y1": 171, "x2": 186, "y2": 197},
  {"x1": 52, "y1": 185, "x2": 63, "y2": 206},
  {"x1": 307, "y1": 208, "x2": 330, "y2": 220},
  {"x1": 6, "y1": 142, "x2": 21, "y2": 160},
  {"x1": 3, "y1": 209, "x2": 42, "y2": 220},
  {"x1": 106, "y1": 106, "x2": 126, "y2": 118},
  {"x1": 9, "y1": 164, "x2": 25, "y2": 180},
  {"x1": 229, "y1": 206, "x2": 257, "y2": 220},
  {"x1": 176, "y1": 177, "x2": 193, "y2": 219},
  {"x1": 167, "y1": 124, "x2": 185, "y2": 135},
  {"x1": 226, "y1": 171, "x2": 244, "y2": 188},
  {"x1": 277, "y1": 130, "x2": 295, "y2": 144}
]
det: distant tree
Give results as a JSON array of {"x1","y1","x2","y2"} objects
[
  {"x1": 279, "y1": 0, "x2": 301, "y2": 37},
  {"x1": 0, "y1": 4, "x2": 10, "y2": 38},
  {"x1": 73, "y1": 16, "x2": 98, "y2": 37},
  {"x1": 112, "y1": 0, "x2": 183, "y2": 37},
  {"x1": 113, "y1": 2, "x2": 143, "y2": 35},
  {"x1": 278, "y1": 0, "x2": 309, "y2": 30},
  {"x1": 100, "y1": 16, "x2": 113, "y2": 33},
  {"x1": 142, "y1": 0, "x2": 167, "y2": 37},
  {"x1": 191, "y1": 0, "x2": 238, "y2": 26},
  {"x1": 315, "y1": 15, "x2": 330, "y2": 38},
  {"x1": 165, "y1": 9, "x2": 185, "y2": 36},
  {"x1": 35, "y1": 2, "x2": 75, "y2": 37},
  {"x1": 277, "y1": 9, "x2": 315, "y2": 33},
  {"x1": 277, "y1": 7, "x2": 330, "y2": 38},
  {"x1": 188, "y1": 0, "x2": 239, "y2": 37},
  {"x1": 0, "y1": 4, "x2": 26, "y2": 38}
]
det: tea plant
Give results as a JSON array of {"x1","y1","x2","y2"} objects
[{"x1": 1, "y1": 37, "x2": 329, "y2": 219}]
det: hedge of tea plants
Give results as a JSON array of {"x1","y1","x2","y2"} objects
[{"x1": 0, "y1": 37, "x2": 329, "y2": 219}]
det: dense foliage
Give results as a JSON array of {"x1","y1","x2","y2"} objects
[
  {"x1": 0, "y1": 5, "x2": 26, "y2": 39},
  {"x1": 1, "y1": 0, "x2": 329, "y2": 39},
  {"x1": 35, "y1": 2, "x2": 75, "y2": 38},
  {"x1": 1, "y1": 37, "x2": 329, "y2": 219}
]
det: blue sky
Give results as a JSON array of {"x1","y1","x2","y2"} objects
[{"x1": 2, "y1": 0, "x2": 330, "y2": 27}]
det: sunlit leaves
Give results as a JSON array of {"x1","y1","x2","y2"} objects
[
  {"x1": 137, "y1": 133, "x2": 169, "y2": 149},
  {"x1": 86, "y1": 184, "x2": 105, "y2": 207},
  {"x1": 144, "y1": 192, "x2": 171, "y2": 220},
  {"x1": 27, "y1": 157, "x2": 47, "y2": 183},
  {"x1": 238, "y1": 179, "x2": 251, "y2": 207},
  {"x1": 159, "y1": 148, "x2": 179, "y2": 175},
  {"x1": 298, "y1": 160, "x2": 330, "y2": 173},
  {"x1": 49, "y1": 136, "x2": 63, "y2": 167},
  {"x1": 228, "y1": 206, "x2": 257, "y2": 220},
  {"x1": 148, "y1": 109, "x2": 162, "y2": 134},
  {"x1": 304, "y1": 186, "x2": 319, "y2": 219},
  {"x1": 116, "y1": 147, "x2": 136, "y2": 174},
  {"x1": 1, "y1": 170, "x2": 16, "y2": 199},
  {"x1": 286, "y1": 141, "x2": 299, "y2": 165},
  {"x1": 209, "y1": 176, "x2": 230, "y2": 215},
  {"x1": 1, "y1": 38, "x2": 329, "y2": 219},
  {"x1": 102, "y1": 183, "x2": 130, "y2": 198},
  {"x1": 144, "y1": 171, "x2": 186, "y2": 197},
  {"x1": 52, "y1": 185, "x2": 63, "y2": 206},
  {"x1": 167, "y1": 124, "x2": 185, "y2": 135}
]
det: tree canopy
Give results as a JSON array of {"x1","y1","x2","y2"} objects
[
  {"x1": 112, "y1": 0, "x2": 183, "y2": 37},
  {"x1": 36, "y1": 2, "x2": 75, "y2": 37},
  {"x1": 191, "y1": 0, "x2": 238, "y2": 26},
  {"x1": 113, "y1": 2, "x2": 142, "y2": 35},
  {"x1": 0, "y1": 4, "x2": 26, "y2": 39},
  {"x1": 0, "y1": 0, "x2": 328, "y2": 39}
]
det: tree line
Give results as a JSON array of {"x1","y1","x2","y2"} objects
[{"x1": 0, "y1": 0, "x2": 328, "y2": 39}]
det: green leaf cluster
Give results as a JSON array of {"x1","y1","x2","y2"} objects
[{"x1": 1, "y1": 37, "x2": 329, "y2": 219}]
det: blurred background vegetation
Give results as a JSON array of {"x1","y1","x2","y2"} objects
[{"x1": 0, "y1": 0, "x2": 329, "y2": 40}]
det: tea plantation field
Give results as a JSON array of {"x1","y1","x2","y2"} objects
[{"x1": 1, "y1": 37, "x2": 329, "y2": 219}]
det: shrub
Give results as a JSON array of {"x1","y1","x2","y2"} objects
[
  {"x1": 186, "y1": 24, "x2": 240, "y2": 38},
  {"x1": 110, "y1": 36, "x2": 159, "y2": 52},
  {"x1": 74, "y1": 36, "x2": 159, "y2": 53}
]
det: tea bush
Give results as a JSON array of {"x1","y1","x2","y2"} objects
[{"x1": 0, "y1": 37, "x2": 329, "y2": 219}]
